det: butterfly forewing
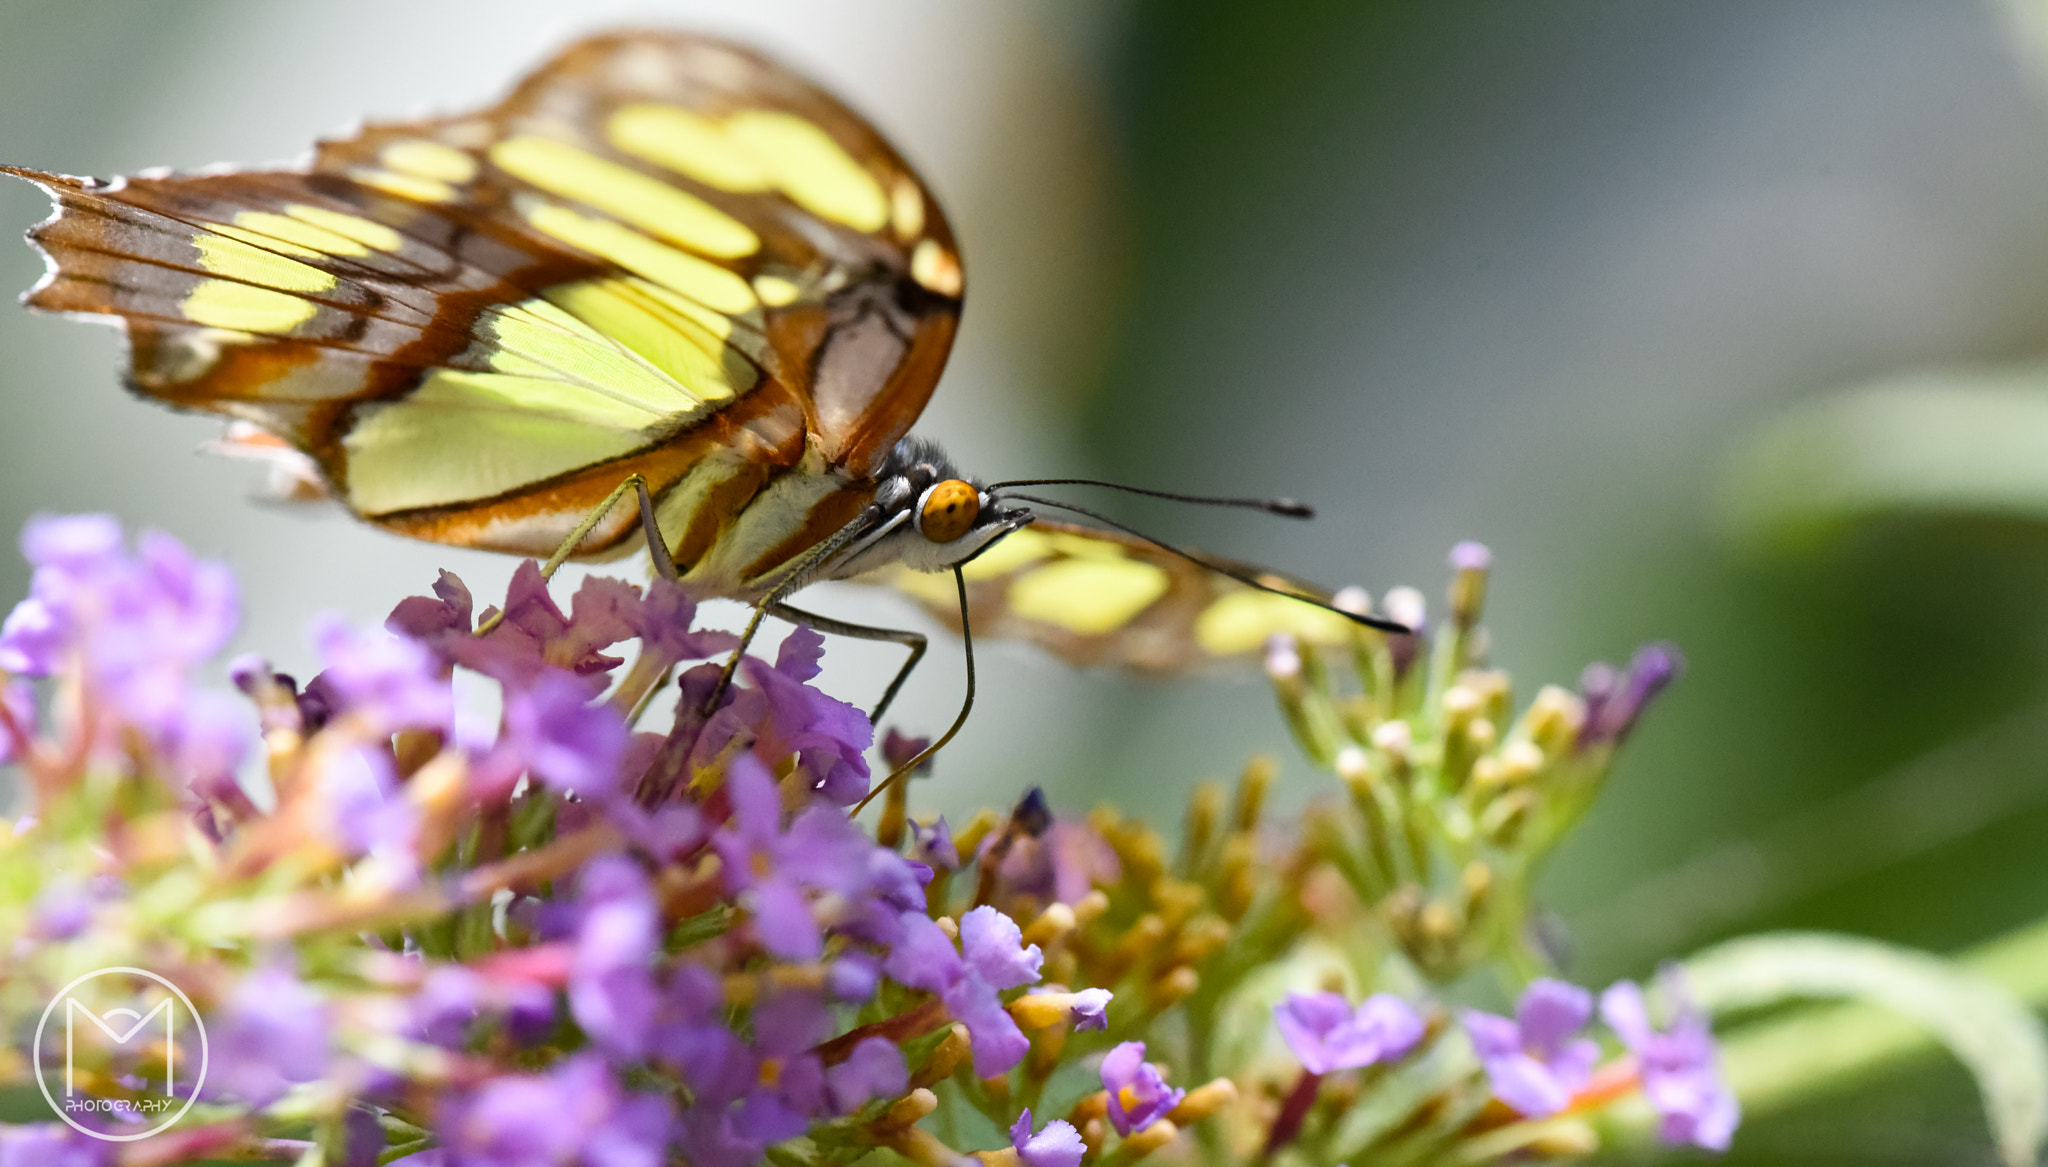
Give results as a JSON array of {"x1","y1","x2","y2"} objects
[{"x1": 8, "y1": 30, "x2": 963, "y2": 559}]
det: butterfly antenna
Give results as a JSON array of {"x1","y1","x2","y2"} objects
[
  {"x1": 852, "y1": 564, "x2": 976, "y2": 818},
  {"x1": 1001, "y1": 492, "x2": 1411, "y2": 634},
  {"x1": 986, "y1": 477, "x2": 1314, "y2": 518}
]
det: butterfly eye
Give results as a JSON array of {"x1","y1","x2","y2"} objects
[{"x1": 919, "y1": 479, "x2": 980, "y2": 543}]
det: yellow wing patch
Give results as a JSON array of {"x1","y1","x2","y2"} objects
[
  {"x1": 286, "y1": 205, "x2": 404, "y2": 252},
  {"x1": 380, "y1": 138, "x2": 478, "y2": 184},
  {"x1": 538, "y1": 278, "x2": 755, "y2": 395},
  {"x1": 343, "y1": 371, "x2": 654, "y2": 514},
  {"x1": 1008, "y1": 558, "x2": 1171, "y2": 635},
  {"x1": 608, "y1": 104, "x2": 888, "y2": 232},
  {"x1": 191, "y1": 232, "x2": 336, "y2": 293},
  {"x1": 491, "y1": 135, "x2": 759, "y2": 259},
  {"x1": 1194, "y1": 591, "x2": 1357, "y2": 656},
  {"x1": 181, "y1": 281, "x2": 320, "y2": 333},
  {"x1": 524, "y1": 203, "x2": 757, "y2": 316}
]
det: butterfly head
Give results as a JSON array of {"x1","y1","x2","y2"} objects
[{"x1": 831, "y1": 436, "x2": 1032, "y2": 578}]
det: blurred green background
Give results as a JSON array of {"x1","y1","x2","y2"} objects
[{"x1": 5, "y1": 1, "x2": 2048, "y2": 1159}]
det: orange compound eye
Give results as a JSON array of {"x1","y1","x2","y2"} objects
[{"x1": 919, "y1": 479, "x2": 981, "y2": 543}]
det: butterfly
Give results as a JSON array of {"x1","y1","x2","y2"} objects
[{"x1": 6, "y1": 29, "x2": 1397, "y2": 757}]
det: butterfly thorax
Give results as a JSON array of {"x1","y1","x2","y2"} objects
[{"x1": 672, "y1": 434, "x2": 1030, "y2": 604}]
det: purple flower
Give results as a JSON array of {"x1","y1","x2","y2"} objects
[
  {"x1": 569, "y1": 856, "x2": 662, "y2": 1060},
  {"x1": 310, "y1": 615, "x2": 452, "y2": 734},
  {"x1": 881, "y1": 727, "x2": 933, "y2": 774},
  {"x1": 909, "y1": 816, "x2": 958, "y2": 874},
  {"x1": 339, "y1": 1107, "x2": 385, "y2": 1167},
  {"x1": 1011, "y1": 1109, "x2": 1085, "y2": 1167},
  {"x1": 735, "y1": 627, "x2": 874, "y2": 804},
  {"x1": 1101, "y1": 1040, "x2": 1184, "y2": 1137},
  {"x1": 0, "y1": 1123, "x2": 112, "y2": 1167},
  {"x1": 386, "y1": 569, "x2": 474, "y2": 643},
  {"x1": 825, "y1": 1036, "x2": 908, "y2": 1114},
  {"x1": 414, "y1": 965, "x2": 556, "y2": 1050},
  {"x1": 827, "y1": 953, "x2": 882, "y2": 1003},
  {"x1": 415, "y1": 965, "x2": 488, "y2": 1049},
  {"x1": 503, "y1": 669, "x2": 630, "y2": 797},
  {"x1": 1274, "y1": 991, "x2": 1425, "y2": 1074},
  {"x1": 1449, "y1": 540, "x2": 1493, "y2": 572},
  {"x1": 207, "y1": 965, "x2": 332, "y2": 1107},
  {"x1": 326, "y1": 746, "x2": 419, "y2": 863},
  {"x1": 885, "y1": 906, "x2": 1044, "y2": 1077},
  {"x1": 654, "y1": 982, "x2": 838, "y2": 1167},
  {"x1": 994, "y1": 818, "x2": 1121, "y2": 906},
  {"x1": 629, "y1": 578, "x2": 739, "y2": 666},
  {"x1": 1070, "y1": 987, "x2": 1112, "y2": 1032},
  {"x1": 453, "y1": 563, "x2": 642, "y2": 686},
  {"x1": 441, "y1": 1053, "x2": 672, "y2": 1167},
  {"x1": 1602, "y1": 973, "x2": 1739, "y2": 1151},
  {"x1": 165, "y1": 689, "x2": 252, "y2": 802},
  {"x1": 712, "y1": 756, "x2": 920, "y2": 960},
  {"x1": 0, "y1": 517, "x2": 236, "y2": 739},
  {"x1": 29, "y1": 877, "x2": 102, "y2": 940},
  {"x1": 1463, "y1": 978, "x2": 1600, "y2": 1118},
  {"x1": 1584, "y1": 643, "x2": 1683, "y2": 744}
]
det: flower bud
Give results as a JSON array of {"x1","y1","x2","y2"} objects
[
  {"x1": 884, "y1": 1088, "x2": 938, "y2": 1128},
  {"x1": 1167, "y1": 1077, "x2": 1238, "y2": 1125},
  {"x1": 1516, "y1": 686, "x2": 1586, "y2": 758},
  {"x1": 1447, "y1": 540, "x2": 1492, "y2": 630},
  {"x1": 1181, "y1": 781, "x2": 1223, "y2": 871},
  {"x1": 1148, "y1": 965, "x2": 1199, "y2": 1011},
  {"x1": 1172, "y1": 915, "x2": 1231, "y2": 965},
  {"x1": 1479, "y1": 788, "x2": 1534, "y2": 847},
  {"x1": 1233, "y1": 754, "x2": 1276, "y2": 832},
  {"x1": 1022, "y1": 901, "x2": 1076, "y2": 947},
  {"x1": 912, "y1": 1024, "x2": 971, "y2": 1088},
  {"x1": 1072, "y1": 889, "x2": 1110, "y2": 926},
  {"x1": 1111, "y1": 1117, "x2": 1179, "y2": 1162}
]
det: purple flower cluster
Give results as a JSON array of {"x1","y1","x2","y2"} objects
[
  {"x1": 206, "y1": 964, "x2": 333, "y2": 1107},
  {"x1": 1274, "y1": 990, "x2": 1425, "y2": 1074},
  {"x1": 1578, "y1": 643, "x2": 1683, "y2": 746},
  {"x1": 701, "y1": 625, "x2": 874, "y2": 805},
  {"x1": 1463, "y1": 975, "x2": 1735, "y2": 1149},
  {"x1": 0, "y1": 1123, "x2": 110, "y2": 1167},
  {"x1": 1603, "y1": 974, "x2": 1739, "y2": 1151},
  {"x1": 1463, "y1": 978, "x2": 1602, "y2": 1118},
  {"x1": 887, "y1": 906, "x2": 1045, "y2": 1076},
  {"x1": 441, "y1": 1053, "x2": 671, "y2": 1167},
  {"x1": 713, "y1": 755, "x2": 923, "y2": 960},
  {"x1": 1101, "y1": 1040, "x2": 1184, "y2": 1137},
  {"x1": 0, "y1": 515, "x2": 241, "y2": 775}
]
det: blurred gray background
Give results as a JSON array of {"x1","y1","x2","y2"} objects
[{"x1": 8, "y1": 3, "x2": 2048, "y2": 1160}]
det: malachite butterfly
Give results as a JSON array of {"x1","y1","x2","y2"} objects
[{"x1": 6, "y1": 29, "x2": 1390, "y2": 706}]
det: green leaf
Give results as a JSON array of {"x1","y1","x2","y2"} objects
[
  {"x1": 1719, "y1": 370, "x2": 2048, "y2": 547},
  {"x1": 1685, "y1": 931, "x2": 2048, "y2": 1167}
]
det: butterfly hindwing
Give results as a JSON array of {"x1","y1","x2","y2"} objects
[
  {"x1": 8, "y1": 30, "x2": 963, "y2": 558},
  {"x1": 875, "y1": 519, "x2": 1361, "y2": 672}
]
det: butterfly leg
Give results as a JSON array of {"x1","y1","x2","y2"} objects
[
  {"x1": 475, "y1": 474, "x2": 673, "y2": 636},
  {"x1": 765, "y1": 601, "x2": 927, "y2": 723},
  {"x1": 700, "y1": 506, "x2": 886, "y2": 714}
]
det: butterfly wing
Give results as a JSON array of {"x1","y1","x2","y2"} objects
[
  {"x1": 872, "y1": 519, "x2": 1363, "y2": 672},
  {"x1": 8, "y1": 30, "x2": 963, "y2": 558}
]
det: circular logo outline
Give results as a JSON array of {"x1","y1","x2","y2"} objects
[{"x1": 33, "y1": 966, "x2": 209, "y2": 1141}]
